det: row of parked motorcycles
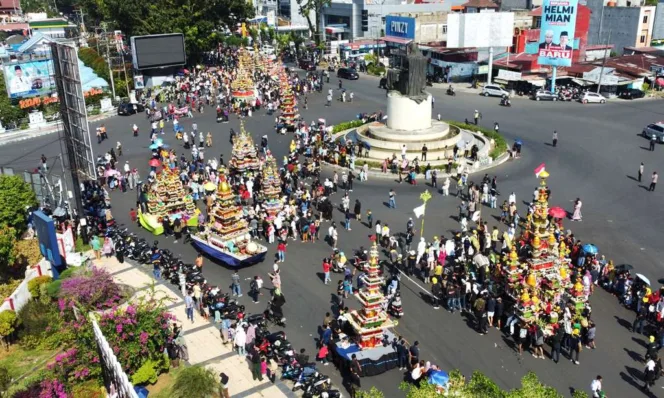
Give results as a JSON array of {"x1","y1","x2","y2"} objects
[{"x1": 104, "y1": 225, "x2": 338, "y2": 396}]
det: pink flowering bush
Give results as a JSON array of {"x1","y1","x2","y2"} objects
[{"x1": 59, "y1": 267, "x2": 124, "y2": 311}]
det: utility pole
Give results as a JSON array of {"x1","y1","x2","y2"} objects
[
  {"x1": 101, "y1": 23, "x2": 116, "y2": 98},
  {"x1": 596, "y1": 30, "x2": 611, "y2": 94}
]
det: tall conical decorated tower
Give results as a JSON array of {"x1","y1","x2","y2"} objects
[
  {"x1": 502, "y1": 171, "x2": 590, "y2": 332},
  {"x1": 229, "y1": 121, "x2": 261, "y2": 177},
  {"x1": 348, "y1": 241, "x2": 394, "y2": 348},
  {"x1": 259, "y1": 155, "x2": 283, "y2": 222}
]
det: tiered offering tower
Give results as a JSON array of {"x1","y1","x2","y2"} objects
[
  {"x1": 503, "y1": 172, "x2": 588, "y2": 332},
  {"x1": 230, "y1": 121, "x2": 261, "y2": 177},
  {"x1": 278, "y1": 74, "x2": 298, "y2": 128},
  {"x1": 146, "y1": 168, "x2": 196, "y2": 219},
  {"x1": 231, "y1": 50, "x2": 256, "y2": 101},
  {"x1": 348, "y1": 242, "x2": 394, "y2": 348},
  {"x1": 259, "y1": 156, "x2": 283, "y2": 222}
]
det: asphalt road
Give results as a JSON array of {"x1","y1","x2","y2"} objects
[{"x1": 2, "y1": 72, "x2": 664, "y2": 397}]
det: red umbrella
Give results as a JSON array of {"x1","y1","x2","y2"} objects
[
  {"x1": 148, "y1": 159, "x2": 161, "y2": 167},
  {"x1": 548, "y1": 206, "x2": 566, "y2": 218}
]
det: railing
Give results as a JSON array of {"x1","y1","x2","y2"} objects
[
  {"x1": 91, "y1": 316, "x2": 140, "y2": 398},
  {"x1": 0, "y1": 258, "x2": 53, "y2": 314}
]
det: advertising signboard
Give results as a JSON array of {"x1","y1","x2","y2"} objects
[
  {"x1": 385, "y1": 16, "x2": 416, "y2": 40},
  {"x1": 498, "y1": 69, "x2": 522, "y2": 81},
  {"x1": 3, "y1": 60, "x2": 55, "y2": 99},
  {"x1": 130, "y1": 33, "x2": 186, "y2": 70},
  {"x1": 537, "y1": 0, "x2": 578, "y2": 67},
  {"x1": 446, "y1": 13, "x2": 514, "y2": 48}
]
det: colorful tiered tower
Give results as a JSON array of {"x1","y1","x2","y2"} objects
[
  {"x1": 231, "y1": 51, "x2": 256, "y2": 101},
  {"x1": 259, "y1": 156, "x2": 283, "y2": 222},
  {"x1": 145, "y1": 168, "x2": 196, "y2": 219},
  {"x1": 278, "y1": 74, "x2": 299, "y2": 128},
  {"x1": 503, "y1": 171, "x2": 579, "y2": 332},
  {"x1": 230, "y1": 121, "x2": 261, "y2": 177},
  {"x1": 348, "y1": 242, "x2": 394, "y2": 348}
]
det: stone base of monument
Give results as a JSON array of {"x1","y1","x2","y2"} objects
[{"x1": 353, "y1": 91, "x2": 464, "y2": 166}]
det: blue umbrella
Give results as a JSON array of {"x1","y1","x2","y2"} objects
[
  {"x1": 428, "y1": 370, "x2": 449, "y2": 387},
  {"x1": 155, "y1": 138, "x2": 164, "y2": 147},
  {"x1": 581, "y1": 243, "x2": 598, "y2": 255},
  {"x1": 514, "y1": 139, "x2": 523, "y2": 146},
  {"x1": 149, "y1": 143, "x2": 159, "y2": 150}
]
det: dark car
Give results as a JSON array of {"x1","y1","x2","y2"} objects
[
  {"x1": 337, "y1": 68, "x2": 359, "y2": 80},
  {"x1": 620, "y1": 89, "x2": 646, "y2": 100},
  {"x1": 531, "y1": 90, "x2": 558, "y2": 101},
  {"x1": 117, "y1": 102, "x2": 145, "y2": 116},
  {"x1": 298, "y1": 59, "x2": 316, "y2": 71}
]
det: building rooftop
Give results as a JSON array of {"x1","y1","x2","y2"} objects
[
  {"x1": 28, "y1": 18, "x2": 74, "y2": 29},
  {"x1": 460, "y1": 0, "x2": 499, "y2": 8},
  {"x1": 596, "y1": 54, "x2": 664, "y2": 77}
]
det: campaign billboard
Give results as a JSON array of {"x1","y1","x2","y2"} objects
[
  {"x1": 3, "y1": 60, "x2": 55, "y2": 99},
  {"x1": 385, "y1": 16, "x2": 416, "y2": 40},
  {"x1": 537, "y1": 0, "x2": 578, "y2": 67}
]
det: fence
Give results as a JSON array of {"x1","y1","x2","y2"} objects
[
  {"x1": 91, "y1": 316, "x2": 139, "y2": 398},
  {"x1": 0, "y1": 258, "x2": 52, "y2": 313}
]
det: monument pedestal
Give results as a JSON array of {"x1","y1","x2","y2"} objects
[{"x1": 355, "y1": 91, "x2": 461, "y2": 165}]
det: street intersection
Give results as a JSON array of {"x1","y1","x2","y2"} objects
[{"x1": 2, "y1": 75, "x2": 664, "y2": 396}]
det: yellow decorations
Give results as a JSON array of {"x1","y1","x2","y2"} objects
[
  {"x1": 533, "y1": 235, "x2": 541, "y2": 249},
  {"x1": 219, "y1": 181, "x2": 230, "y2": 193},
  {"x1": 560, "y1": 266, "x2": 568, "y2": 279},
  {"x1": 538, "y1": 170, "x2": 550, "y2": 179},
  {"x1": 532, "y1": 296, "x2": 541, "y2": 306},
  {"x1": 574, "y1": 281, "x2": 583, "y2": 293},
  {"x1": 548, "y1": 233, "x2": 556, "y2": 245},
  {"x1": 527, "y1": 273, "x2": 537, "y2": 287},
  {"x1": 521, "y1": 290, "x2": 531, "y2": 303},
  {"x1": 509, "y1": 248, "x2": 518, "y2": 262}
]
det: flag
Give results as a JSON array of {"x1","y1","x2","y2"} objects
[
  {"x1": 534, "y1": 163, "x2": 546, "y2": 177},
  {"x1": 413, "y1": 204, "x2": 426, "y2": 219}
]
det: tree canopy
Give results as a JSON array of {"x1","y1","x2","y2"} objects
[
  {"x1": 76, "y1": 0, "x2": 255, "y2": 60},
  {"x1": 0, "y1": 175, "x2": 37, "y2": 235},
  {"x1": 295, "y1": 0, "x2": 330, "y2": 44}
]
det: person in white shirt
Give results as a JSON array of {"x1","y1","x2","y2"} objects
[
  {"x1": 590, "y1": 375, "x2": 603, "y2": 398},
  {"x1": 123, "y1": 161, "x2": 130, "y2": 174},
  {"x1": 508, "y1": 192, "x2": 516, "y2": 204},
  {"x1": 401, "y1": 144, "x2": 407, "y2": 160}
]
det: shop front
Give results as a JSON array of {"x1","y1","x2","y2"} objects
[{"x1": 381, "y1": 15, "x2": 415, "y2": 68}]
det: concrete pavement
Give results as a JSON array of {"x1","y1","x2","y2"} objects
[{"x1": 96, "y1": 254, "x2": 294, "y2": 398}]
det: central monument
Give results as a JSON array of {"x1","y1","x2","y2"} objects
[{"x1": 356, "y1": 43, "x2": 461, "y2": 165}]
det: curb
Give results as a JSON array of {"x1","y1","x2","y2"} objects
[
  {"x1": 0, "y1": 111, "x2": 117, "y2": 147},
  {"x1": 322, "y1": 151, "x2": 510, "y2": 180}
]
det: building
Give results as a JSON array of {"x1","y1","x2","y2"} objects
[
  {"x1": 28, "y1": 18, "x2": 76, "y2": 39},
  {"x1": 320, "y1": 0, "x2": 463, "y2": 44},
  {"x1": 0, "y1": 0, "x2": 28, "y2": 33},
  {"x1": 587, "y1": 0, "x2": 656, "y2": 55},
  {"x1": 651, "y1": 0, "x2": 664, "y2": 43},
  {"x1": 278, "y1": 0, "x2": 315, "y2": 35},
  {"x1": 459, "y1": 0, "x2": 499, "y2": 13}
]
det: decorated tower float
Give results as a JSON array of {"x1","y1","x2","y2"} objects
[
  {"x1": 278, "y1": 75, "x2": 299, "y2": 131},
  {"x1": 501, "y1": 171, "x2": 590, "y2": 335},
  {"x1": 138, "y1": 168, "x2": 199, "y2": 235},
  {"x1": 257, "y1": 156, "x2": 283, "y2": 222},
  {"x1": 231, "y1": 55, "x2": 256, "y2": 103},
  {"x1": 190, "y1": 170, "x2": 267, "y2": 267},
  {"x1": 332, "y1": 241, "x2": 398, "y2": 376},
  {"x1": 229, "y1": 122, "x2": 261, "y2": 179}
]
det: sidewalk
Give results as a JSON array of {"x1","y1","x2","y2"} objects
[
  {"x1": 0, "y1": 109, "x2": 117, "y2": 147},
  {"x1": 95, "y1": 255, "x2": 295, "y2": 398}
]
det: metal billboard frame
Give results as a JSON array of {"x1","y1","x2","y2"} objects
[{"x1": 50, "y1": 42, "x2": 96, "y2": 243}]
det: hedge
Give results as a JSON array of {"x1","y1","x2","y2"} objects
[
  {"x1": 445, "y1": 120, "x2": 508, "y2": 160},
  {"x1": 332, "y1": 120, "x2": 365, "y2": 134}
]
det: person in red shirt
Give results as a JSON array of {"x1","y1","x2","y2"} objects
[
  {"x1": 317, "y1": 342, "x2": 329, "y2": 365},
  {"x1": 322, "y1": 258, "x2": 331, "y2": 285},
  {"x1": 277, "y1": 241, "x2": 287, "y2": 263},
  {"x1": 129, "y1": 208, "x2": 137, "y2": 223}
]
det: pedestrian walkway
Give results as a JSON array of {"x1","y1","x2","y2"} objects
[
  {"x1": 0, "y1": 110, "x2": 117, "y2": 146},
  {"x1": 95, "y1": 254, "x2": 294, "y2": 398}
]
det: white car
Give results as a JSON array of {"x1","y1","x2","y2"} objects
[
  {"x1": 482, "y1": 84, "x2": 510, "y2": 98},
  {"x1": 580, "y1": 92, "x2": 606, "y2": 104},
  {"x1": 261, "y1": 45, "x2": 275, "y2": 55}
]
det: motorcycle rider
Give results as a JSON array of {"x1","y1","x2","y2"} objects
[
  {"x1": 501, "y1": 95, "x2": 511, "y2": 106},
  {"x1": 447, "y1": 85, "x2": 455, "y2": 95}
]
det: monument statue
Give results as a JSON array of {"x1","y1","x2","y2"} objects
[{"x1": 386, "y1": 42, "x2": 428, "y2": 99}]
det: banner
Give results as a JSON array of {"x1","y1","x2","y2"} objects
[
  {"x1": 3, "y1": 60, "x2": 55, "y2": 99},
  {"x1": 537, "y1": 0, "x2": 578, "y2": 67}
]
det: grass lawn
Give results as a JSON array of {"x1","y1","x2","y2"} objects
[
  {"x1": 0, "y1": 345, "x2": 58, "y2": 381},
  {"x1": 145, "y1": 364, "x2": 184, "y2": 398}
]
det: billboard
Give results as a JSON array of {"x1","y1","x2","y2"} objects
[
  {"x1": 3, "y1": 60, "x2": 55, "y2": 99},
  {"x1": 130, "y1": 33, "x2": 186, "y2": 70},
  {"x1": 446, "y1": 12, "x2": 514, "y2": 48},
  {"x1": 385, "y1": 16, "x2": 416, "y2": 40},
  {"x1": 537, "y1": 0, "x2": 578, "y2": 67},
  {"x1": 33, "y1": 210, "x2": 62, "y2": 267}
]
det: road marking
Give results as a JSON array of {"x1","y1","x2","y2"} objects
[{"x1": 607, "y1": 220, "x2": 613, "y2": 223}]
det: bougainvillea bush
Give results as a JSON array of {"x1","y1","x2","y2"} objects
[{"x1": 59, "y1": 267, "x2": 125, "y2": 311}]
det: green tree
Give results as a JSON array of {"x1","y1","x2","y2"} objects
[
  {"x1": 0, "y1": 227, "x2": 17, "y2": 271},
  {"x1": 466, "y1": 371, "x2": 506, "y2": 397},
  {"x1": 170, "y1": 365, "x2": 220, "y2": 398},
  {"x1": 77, "y1": 0, "x2": 254, "y2": 61},
  {"x1": 356, "y1": 386, "x2": 385, "y2": 398},
  {"x1": 295, "y1": 0, "x2": 331, "y2": 45},
  {"x1": 0, "y1": 78, "x2": 25, "y2": 126},
  {"x1": 0, "y1": 175, "x2": 38, "y2": 235},
  {"x1": 0, "y1": 310, "x2": 17, "y2": 350},
  {"x1": 507, "y1": 372, "x2": 561, "y2": 398},
  {"x1": 275, "y1": 33, "x2": 292, "y2": 53}
]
